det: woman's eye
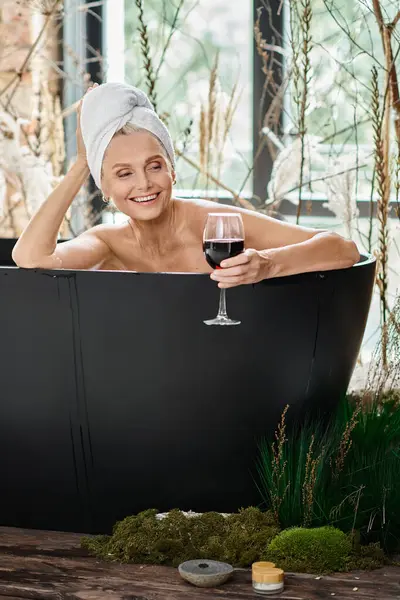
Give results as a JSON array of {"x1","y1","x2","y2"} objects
[
  {"x1": 148, "y1": 163, "x2": 161, "y2": 171},
  {"x1": 118, "y1": 172, "x2": 131, "y2": 178}
]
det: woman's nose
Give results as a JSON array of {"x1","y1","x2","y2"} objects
[{"x1": 135, "y1": 171, "x2": 150, "y2": 192}]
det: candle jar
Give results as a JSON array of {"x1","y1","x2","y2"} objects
[{"x1": 252, "y1": 562, "x2": 284, "y2": 595}]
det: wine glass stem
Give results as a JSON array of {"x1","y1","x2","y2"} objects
[{"x1": 217, "y1": 287, "x2": 228, "y2": 318}]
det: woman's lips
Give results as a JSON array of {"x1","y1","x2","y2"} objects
[{"x1": 129, "y1": 192, "x2": 160, "y2": 205}]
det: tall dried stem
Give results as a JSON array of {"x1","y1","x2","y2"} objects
[
  {"x1": 302, "y1": 435, "x2": 322, "y2": 527},
  {"x1": 331, "y1": 403, "x2": 361, "y2": 479},
  {"x1": 270, "y1": 404, "x2": 290, "y2": 521},
  {"x1": 395, "y1": 138, "x2": 400, "y2": 219},
  {"x1": 372, "y1": 1, "x2": 400, "y2": 146},
  {"x1": 216, "y1": 78, "x2": 241, "y2": 182},
  {"x1": 135, "y1": 0, "x2": 158, "y2": 110},
  {"x1": 295, "y1": 0, "x2": 312, "y2": 223},
  {"x1": 254, "y1": 7, "x2": 269, "y2": 77},
  {"x1": 371, "y1": 66, "x2": 390, "y2": 364},
  {"x1": 366, "y1": 294, "x2": 400, "y2": 399},
  {"x1": 199, "y1": 105, "x2": 207, "y2": 176},
  {"x1": 206, "y1": 53, "x2": 218, "y2": 192}
]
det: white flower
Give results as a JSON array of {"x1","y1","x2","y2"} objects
[
  {"x1": 323, "y1": 153, "x2": 363, "y2": 238},
  {"x1": 267, "y1": 135, "x2": 324, "y2": 206},
  {"x1": 0, "y1": 111, "x2": 59, "y2": 220},
  {"x1": 19, "y1": 149, "x2": 55, "y2": 215}
]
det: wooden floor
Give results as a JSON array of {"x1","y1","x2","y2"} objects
[{"x1": 0, "y1": 526, "x2": 398, "y2": 599}]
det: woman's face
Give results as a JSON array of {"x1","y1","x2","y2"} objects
[{"x1": 101, "y1": 130, "x2": 175, "y2": 221}]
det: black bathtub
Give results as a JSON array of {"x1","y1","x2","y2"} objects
[{"x1": 0, "y1": 253, "x2": 375, "y2": 534}]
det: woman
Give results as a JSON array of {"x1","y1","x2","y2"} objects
[{"x1": 12, "y1": 82, "x2": 360, "y2": 288}]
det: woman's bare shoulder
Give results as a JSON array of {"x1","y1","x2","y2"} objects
[
  {"x1": 177, "y1": 197, "x2": 241, "y2": 211},
  {"x1": 176, "y1": 197, "x2": 249, "y2": 221},
  {"x1": 176, "y1": 197, "x2": 274, "y2": 220},
  {"x1": 83, "y1": 221, "x2": 130, "y2": 243}
]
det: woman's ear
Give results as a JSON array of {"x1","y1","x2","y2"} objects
[{"x1": 172, "y1": 169, "x2": 177, "y2": 185}]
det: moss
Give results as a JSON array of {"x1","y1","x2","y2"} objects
[
  {"x1": 82, "y1": 513, "x2": 385, "y2": 573},
  {"x1": 264, "y1": 526, "x2": 352, "y2": 574},
  {"x1": 223, "y1": 508, "x2": 279, "y2": 567},
  {"x1": 346, "y1": 542, "x2": 385, "y2": 571},
  {"x1": 81, "y1": 534, "x2": 110, "y2": 558},
  {"x1": 81, "y1": 506, "x2": 279, "y2": 568}
]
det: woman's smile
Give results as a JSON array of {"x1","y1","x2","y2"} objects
[{"x1": 129, "y1": 191, "x2": 161, "y2": 205}]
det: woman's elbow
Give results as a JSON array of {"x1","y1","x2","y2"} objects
[
  {"x1": 329, "y1": 233, "x2": 360, "y2": 267},
  {"x1": 348, "y1": 239, "x2": 360, "y2": 265},
  {"x1": 12, "y1": 246, "x2": 39, "y2": 269},
  {"x1": 12, "y1": 255, "x2": 36, "y2": 269}
]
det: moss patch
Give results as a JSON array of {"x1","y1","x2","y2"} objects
[
  {"x1": 264, "y1": 526, "x2": 384, "y2": 574},
  {"x1": 82, "y1": 507, "x2": 279, "y2": 568},
  {"x1": 346, "y1": 542, "x2": 385, "y2": 571},
  {"x1": 265, "y1": 526, "x2": 351, "y2": 573}
]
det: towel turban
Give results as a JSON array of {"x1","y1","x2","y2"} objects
[{"x1": 80, "y1": 82, "x2": 175, "y2": 189}]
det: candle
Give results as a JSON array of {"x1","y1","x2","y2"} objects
[{"x1": 252, "y1": 562, "x2": 284, "y2": 595}]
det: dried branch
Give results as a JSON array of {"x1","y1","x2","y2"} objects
[
  {"x1": 391, "y1": 10, "x2": 400, "y2": 30},
  {"x1": 175, "y1": 148, "x2": 257, "y2": 211},
  {"x1": 372, "y1": 0, "x2": 400, "y2": 145},
  {"x1": 296, "y1": 0, "x2": 312, "y2": 222},
  {"x1": 371, "y1": 65, "x2": 390, "y2": 364},
  {"x1": 255, "y1": 7, "x2": 269, "y2": 76},
  {"x1": 206, "y1": 53, "x2": 218, "y2": 190},
  {"x1": 0, "y1": 0, "x2": 62, "y2": 109},
  {"x1": 135, "y1": 0, "x2": 158, "y2": 110},
  {"x1": 154, "y1": 0, "x2": 186, "y2": 80}
]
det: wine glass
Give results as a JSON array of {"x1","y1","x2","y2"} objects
[{"x1": 203, "y1": 212, "x2": 245, "y2": 326}]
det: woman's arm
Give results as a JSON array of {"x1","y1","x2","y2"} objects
[
  {"x1": 208, "y1": 207, "x2": 360, "y2": 288},
  {"x1": 12, "y1": 159, "x2": 110, "y2": 270},
  {"x1": 258, "y1": 230, "x2": 360, "y2": 277},
  {"x1": 12, "y1": 84, "x2": 111, "y2": 271}
]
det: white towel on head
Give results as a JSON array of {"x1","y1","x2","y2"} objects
[{"x1": 80, "y1": 82, "x2": 175, "y2": 189}]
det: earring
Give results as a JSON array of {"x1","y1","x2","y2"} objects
[{"x1": 102, "y1": 194, "x2": 109, "y2": 203}]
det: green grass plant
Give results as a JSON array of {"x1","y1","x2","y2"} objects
[{"x1": 256, "y1": 393, "x2": 400, "y2": 551}]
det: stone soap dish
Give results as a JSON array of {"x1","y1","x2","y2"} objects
[{"x1": 178, "y1": 559, "x2": 233, "y2": 587}]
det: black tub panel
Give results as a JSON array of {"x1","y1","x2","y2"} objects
[
  {"x1": 0, "y1": 271, "x2": 91, "y2": 531},
  {"x1": 73, "y1": 272, "x2": 319, "y2": 531}
]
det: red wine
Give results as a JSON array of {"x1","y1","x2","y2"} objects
[{"x1": 203, "y1": 239, "x2": 244, "y2": 269}]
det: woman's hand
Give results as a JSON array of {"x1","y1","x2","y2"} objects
[
  {"x1": 210, "y1": 249, "x2": 275, "y2": 288},
  {"x1": 76, "y1": 83, "x2": 98, "y2": 165}
]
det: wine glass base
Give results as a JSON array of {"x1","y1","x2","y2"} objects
[{"x1": 203, "y1": 315, "x2": 241, "y2": 326}]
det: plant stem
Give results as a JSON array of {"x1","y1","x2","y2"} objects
[
  {"x1": 135, "y1": 0, "x2": 158, "y2": 110},
  {"x1": 174, "y1": 148, "x2": 257, "y2": 210},
  {"x1": 296, "y1": 0, "x2": 312, "y2": 223},
  {"x1": 0, "y1": 0, "x2": 61, "y2": 108}
]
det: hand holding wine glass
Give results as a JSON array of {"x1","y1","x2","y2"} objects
[{"x1": 203, "y1": 213, "x2": 245, "y2": 326}]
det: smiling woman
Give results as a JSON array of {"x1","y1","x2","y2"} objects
[{"x1": 11, "y1": 82, "x2": 359, "y2": 279}]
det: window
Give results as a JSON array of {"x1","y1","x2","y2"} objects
[
  {"x1": 281, "y1": 0, "x2": 399, "y2": 205},
  {"x1": 104, "y1": 0, "x2": 253, "y2": 197}
]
